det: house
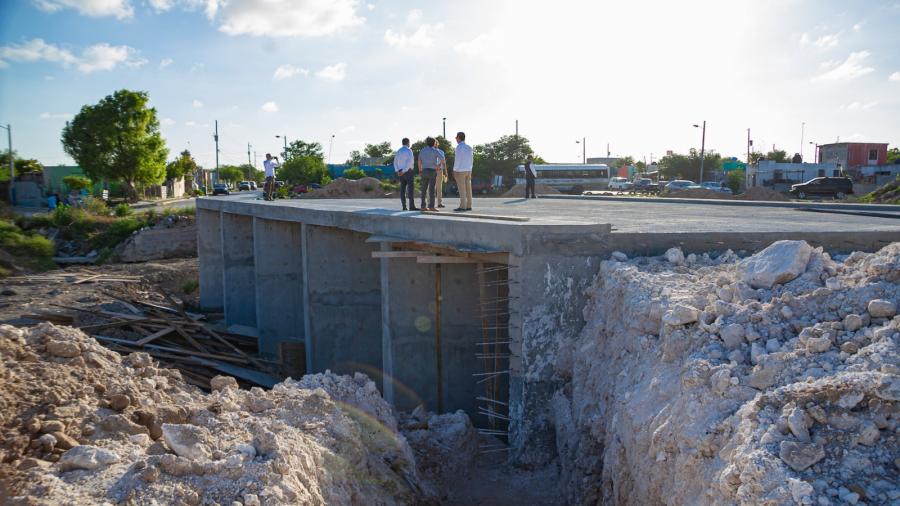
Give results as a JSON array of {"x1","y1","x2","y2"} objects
[
  {"x1": 817, "y1": 142, "x2": 888, "y2": 177},
  {"x1": 746, "y1": 161, "x2": 840, "y2": 190}
]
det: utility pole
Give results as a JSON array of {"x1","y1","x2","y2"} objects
[
  {"x1": 327, "y1": 134, "x2": 335, "y2": 164},
  {"x1": 213, "y1": 121, "x2": 220, "y2": 182},
  {"x1": 607, "y1": 143, "x2": 610, "y2": 157},
  {"x1": 575, "y1": 138, "x2": 585, "y2": 164},
  {"x1": 442, "y1": 117, "x2": 446, "y2": 139},
  {"x1": 800, "y1": 122, "x2": 805, "y2": 161},
  {"x1": 515, "y1": 119, "x2": 518, "y2": 137},
  {"x1": 0, "y1": 124, "x2": 12, "y2": 205},
  {"x1": 747, "y1": 128, "x2": 751, "y2": 164},
  {"x1": 693, "y1": 121, "x2": 706, "y2": 182},
  {"x1": 276, "y1": 135, "x2": 288, "y2": 160},
  {"x1": 247, "y1": 143, "x2": 253, "y2": 178},
  {"x1": 253, "y1": 151, "x2": 257, "y2": 167}
]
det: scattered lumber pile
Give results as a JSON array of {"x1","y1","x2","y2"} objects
[{"x1": 5, "y1": 271, "x2": 142, "y2": 285}]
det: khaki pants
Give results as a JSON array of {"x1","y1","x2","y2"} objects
[
  {"x1": 435, "y1": 170, "x2": 444, "y2": 206},
  {"x1": 454, "y1": 171, "x2": 473, "y2": 209}
]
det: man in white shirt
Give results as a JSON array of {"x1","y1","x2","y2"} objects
[
  {"x1": 263, "y1": 153, "x2": 280, "y2": 201},
  {"x1": 452, "y1": 131, "x2": 474, "y2": 211},
  {"x1": 393, "y1": 138, "x2": 417, "y2": 210}
]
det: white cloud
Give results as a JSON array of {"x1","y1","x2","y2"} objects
[
  {"x1": 315, "y1": 62, "x2": 347, "y2": 81},
  {"x1": 161, "y1": 117, "x2": 176, "y2": 126},
  {"x1": 813, "y1": 51, "x2": 874, "y2": 81},
  {"x1": 0, "y1": 38, "x2": 145, "y2": 73},
  {"x1": 192, "y1": 99, "x2": 203, "y2": 108},
  {"x1": 366, "y1": 3, "x2": 374, "y2": 10},
  {"x1": 39, "y1": 112, "x2": 72, "y2": 120},
  {"x1": 185, "y1": 121, "x2": 197, "y2": 126},
  {"x1": 340, "y1": 125, "x2": 356, "y2": 133},
  {"x1": 853, "y1": 22, "x2": 863, "y2": 32},
  {"x1": 843, "y1": 101, "x2": 878, "y2": 111},
  {"x1": 385, "y1": 23, "x2": 442, "y2": 49},
  {"x1": 273, "y1": 64, "x2": 308, "y2": 80},
  {"x1": 148, "y1": 0, "x2": 174, "y2": 10},
  {"x1": 813, "y1": 32, "x2": 840, "y2": 48},
  {"x1": 261, "y1": 101, "x2": 278, "y2": 112},
  {"x1": 208, "y1": 0, "x2": 364, "y2": 38},
  {"x1": 890, "y1": 71, "x2": 900, "y2": 82},
  {"x1": 799, "y1": 33, "x2": 810, "y2": 45},
  {"x1": 454, "y1": 33, "x2": 503, "y2": 60},
  {"x1": 32, "y1": 0, "x2": 134, "y2": 19},
  {"x1": 406, "y1": 9, "x2": 422, "y2": 24},
  {"x1": 159, "y1": 57, "x2": 173, "y2": 69}
]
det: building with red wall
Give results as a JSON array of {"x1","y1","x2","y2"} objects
[{"x1": 817, "y1": 142, "x2": 888, "y2": 177}]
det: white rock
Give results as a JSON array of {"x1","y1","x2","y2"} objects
[
  {"x1": 611, "y1": 251, "x2": 628, "y2": 262},
  {"x1": 162, "y1": 424, "x2": 211, "y2": 461},
  {"x1": 789, "y1": 478, "x2": 814, "y2": 503},
  {"x1": 806, "y1": 336, "x2": 832, "y2": 353},
  {"x1": 740, "y1": 240, "x2": 813, "y2": 289},
  {"x1": 58, "y1": 445, "x2": 120, "y2": 472},
  {"x1": 781, "y1": 306, "x2": 793, "y2": 319},
  {"x1": 128, "y1": 434, "x2": 151, "y2": 446},
  {"x1": 662, "y1": 304, "x2": 699, "y2": 326},
  {"x1": 721, "y1": 323, "x2": 745, "y2": 349},
  {"x1": 787, "y1": 407, "x2": 811, "y2": 442},
  {"x1": 843, "y1": 314, "x2": 863, "y2": 332},
  {"x1": 766, "y1": 338, "x2": 782, "y2": 353},
  {"x1": 824, "y1": 277, "x2": 842, "y2": 290},
  {"x1": 857, "y1": 420, "x2": 880, "y2": 446},
  {"x1": 210, "y1": 375, "x2": 239, "y2": 392},
  {"x1": 665, "y1": 247, "x2": 685, "y2": 265},
  {"x1": 867, "y1": 299, "x2": 897, "y2": 318},
  {"x1": 46, "y1": 339, "x2": 81, "y2": 358}
]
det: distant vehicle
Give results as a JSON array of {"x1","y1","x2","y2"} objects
[
  {"x1": 515, "y1": 164, "x2": 610, "y2": 193},
  {"x1": 700, "y1": 181, "x2": 733, "y2": 195},
  {"x1": 790, "y1": 177, "x2": 853, "y2": 199},
  {"x1": 631, "y1": 178, "x2": 658, "y2": 194},
  {"x1": 665, "y1": 180, "x2": 697, "y2": 192},
  {"x1": 276, "y1": 180, "x2": 286, "y2": 188},
  {"x1": 212, "y1": 183, "x2": 230, "y2": 196},
  {"x1": 608, "y1": 177, "x2": 633, "y2": 191},
  {"x1": 447, "y1": 178, "x2": 494, "y2": 195},
  {"x1": 238, "y1": 181, "x2": 252, "y2": 191},
  {"x1": 250, "y1": 181, "x2": 258, "y2": 190}
]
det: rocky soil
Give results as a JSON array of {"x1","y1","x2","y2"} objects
[
  {"x1": 0, "y1": 323, "x2": 484, "y2": 505},
  {"x1": 553, "y1": 240, "x2": 899, "y2": 505}
]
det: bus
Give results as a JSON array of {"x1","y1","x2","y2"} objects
[{"x1": 515, "y1": 164, "x2": 611, "y2": 193}]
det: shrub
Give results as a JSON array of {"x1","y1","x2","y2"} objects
[
  {"x1": 0, "y1": 220, "x2": 55, "y2": 273},
  {"x1": 89, "y1": 217, "x2": 144, "y2": 251},
  {"x1": 380, "y1": 181, "x2": 399, "y2": 193},
  {"x1": 82, "y1": 196, "x2": 110, "y2": 216},
  {"x1": 182, "y1": 279, "x2": 199, "y2": 294},
  {"x1": 62, "y1": 175, "x2": 92, "y2": 191},
  {"x1": 114, "y1": 203, "x2": 133, "y2": 217},
  {"x1": 343, "y1": 167, "x2": 367, "y2": 180}
]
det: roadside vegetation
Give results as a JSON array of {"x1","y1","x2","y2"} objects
[{"x1": 857, "y1": 175, "x2": 900, "y2": 204}]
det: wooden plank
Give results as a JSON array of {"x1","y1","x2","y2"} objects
[
  {"x1": 135, "y1": 326, "x2": 176, "y2": 346},
  {"x1": 78, "y1": 318, "x2": 152, "y2": 332},
  {"x1": 416, "y1": 256, "x2": 482, "y2": 264},
  {"x1": 371, "y1": 251, "x2": 425, "y2": 259},
  {"x1": 198, "y1": 326, "x2": 269, "y2": 371},
  {"x1": 74, "y1": 274, "x2": 104, "y2": 284}
]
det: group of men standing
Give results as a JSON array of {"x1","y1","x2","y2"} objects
[{"x1": 393, "y1": 131, "x2": 474, "y2": 212}]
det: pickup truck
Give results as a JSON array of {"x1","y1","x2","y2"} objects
[{"x1": 630, "y1": 178, "x2": 659, "y2": 195}]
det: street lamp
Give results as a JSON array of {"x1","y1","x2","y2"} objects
[
  {"x1": 575, "y1": 137, "x2": 585, "y2": 164},
  {"x1": 693, "y1": 121, "x2": 706, "y2": 182},
  {"x1": 442, "y1": 117, "x2": 446, "y2": 139},
  {"x1": 275, "y1": 135, "x2": 288, "y2": 160},
  {"x1": 809, "y1": 141, "x2": 818, "y2": 163},
  {"x1": 0, "y1": 123, "x2": 12, "y2": 205},
  {"x1": 327, "y1": 134, "x2": 335, "y2": 165}
]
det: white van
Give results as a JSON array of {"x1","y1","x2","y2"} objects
[{"x1": 608, "y1": 177, "x2": 633, "y2": 190}]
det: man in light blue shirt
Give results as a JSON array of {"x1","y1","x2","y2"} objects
[
  {"x1": 453, "y1": 132, "x2": 474, "y2": 211},
  {"x1": 434, "y1": 140, "x2": 447, "y2": 208},
  {"x1": 417, "y1": 137, "x2": 441, "y2": 211},
  {"x1": 393, "y1": 138, "x2": 417, "y2": 210}
]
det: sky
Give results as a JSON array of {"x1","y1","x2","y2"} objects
[{"x1": 0, "y1": 0, "x2": 899, "y2": 169}]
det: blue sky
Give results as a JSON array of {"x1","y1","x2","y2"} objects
[{"x1": 1, "y1": 0, "x2": 899, "y2": 169}]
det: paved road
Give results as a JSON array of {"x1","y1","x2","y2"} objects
[{"x1": 201, "y1": 193, "x2": 900, "y2": 235}]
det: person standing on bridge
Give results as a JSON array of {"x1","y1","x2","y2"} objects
[
  {"x1": 434, "y1": 138, "x2": 447, "y2": 208},
  {"x1": 418, "y1": 137, "x2": 441, "y2": 211},
  {"x1": 525, "y1": 154, "x2": 537, "y2": 199},
  {"x1": 393, "y1": 138, "x2": 417, "y2": 211},
  {"x1": 263, "y1": 153, "x2": 280, "y2": 201},
  {"x1": 453, "y1": 131, "x2": 473, "y2": 212}
]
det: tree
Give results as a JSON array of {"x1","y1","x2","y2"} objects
[
  {"x1": 749, "y1": 151, "x2": 766, "y2": 164},
  {"x1": 364, "y1": 142, "x2": 392, "y2": 159},
  {"x1": 887, "y1": 147, "x2": 900, "y2": 165},
  {"x1": 1, "y1": 150, "x2": 44, "y2": 178},
  {"x1": 765, "y1": 149, "x2": 788, "y2": 163},
  {"x1": 473, "y1": 134, "x2": 535, "y2": 179},
  {"x1": 278, "y1": 155, "x2": 330, "y2": 185},
  {"x1": 63, "y1": 175, "x2": 92, "y2": 191},
  {"x1": 343, "y1": 167, "x2": 366, "y2": 180},
  {"x1": 61, "y1": 89, "x2": 168, "y2": 201},
  {"x1": 346, "y1": 150, "x2": 363, "y2": 166},
  {"x1": 635, "y1": 160, "x2": 647, "y2": 172},
  {"x1": 217, "y1": 166, "x2": 243, "y2": 184},
  {"x1": 609, "y1": 156, "x2": 635, "y2": 169},
  {"x1": 285, "y1": 140, "x2": 324, "y2": 160},
  {"x1": 166, "y1": 150, "x2": 199, "y2": 181},
  {"x1": 726, "y1": 169, "x2": 745, "y2": 194},
  {"x1": 658, "y1": 149, "x2": 723, "y2": 182}
]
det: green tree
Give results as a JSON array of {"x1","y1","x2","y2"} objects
[
  {"x1": 635, "y1": 160, "x2": 647, "y2": 172},
  {"x1": 887, "y1": 147, "x2": 900, "y2": 165},
  {"x1": 726, "y1": 169, "x2": 745, "y2": 194},
  {"x1": 609, "y1": 156, "x2": 635, "y2": 169},
  {"x1": 473, "y1": 134, "x2": 535, "y2": 179},
  {"x1": 764, "y1": 149, "x2": 788, "y2": 163},
  {"x1": 364, "y1": 141, "x2": 392, "y2": 159},
  {"x1": 61, "y1": 89, "x2": 168, "y2": 201},
  {"x1": 166, "y1": 150, "x2": 199, "y2": 181},
  {"x1": 1, "y1": 150, "x2": 44, "y2": 179},
  {"x1": 346, "y1": 150, "x2": 363, "y2": 166},
  {"x1": 217, "y1": 166, "x2": 243, "y2": 184},
  {"x1": 343, "y1": 167, "x2": 367, "y2": 180},
  {"x1": 658, "y1": 149, "x2": 723, "y2": 182},
  {"x1": 278, "y1": 155, "x2": 330, "y2": 185},
  {"x1": 749, "y1": 151, "x2": 766, "y2": 164},
  {"x1": 62, "y1": 175, "x2": 92, "y2": 191},
  {"x1": 285, "y1": 140, "x2": 324, "y2": 160}
]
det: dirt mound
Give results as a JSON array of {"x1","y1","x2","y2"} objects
[
  {"x1": 553, "y1": 241, "x2": 900, "y2": 505},
  {"x1": 734, "y1": 186, "x2": 792, "y2": 202},
  {"x1": 861, "y1": 177, "x2": 900, "y2": 204},
  {"x1": 0, "y1": 324, "x2": 438, "y2": 504},
  {"x1": 302, "y1": 177, "x2": 388, "y2": 199},
  {"x1": 501, "y1": 184, "x2": 562, "y2": 198},
  {"x1": 667, "y1": 188, "x2": 729, "y2": 199}
]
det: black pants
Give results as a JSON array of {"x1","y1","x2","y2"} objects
[
  {"x1": 420, "y1": 169, "x2": 437, "y2": 209},
  {"x1": 399, "y1": 170, "x2": 415, "y2": 209},
  {"x1": 525, "y1": 175, "x2": 536, "y2": 198}
]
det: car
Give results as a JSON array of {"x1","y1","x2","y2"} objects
[
  {"x1": 790, "y1": 177, "x2": 853, "y2": 199},
  {"x1": 700, "y1": 181, "x2": 733, "y2": 195},
  {"x1": 212, "y1": 183, "x2": 230, "y2": 196},
  {"x1": 665, "y1": 180, "x2": 697, "y2": 192},
  {"x1": 238, "y1": 181, "x2": 252, "y2": 191},
  {"x1": 631, "y1": 178, "x2": 659, "y2": 194},
  {"x1": 608, "y1": 177, "x2": 633, "y2": 191},
  {"x1": 276, "y1": 180, "x2": 286, "y2": 188},
  {"x1": 446, "y1": 178, "x2": 494, "y2": 195},
  {"x1": 250, "y1": 181, "x2": 258, "y2": 190}
]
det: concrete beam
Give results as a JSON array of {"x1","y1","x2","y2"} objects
[
  {"x1": 253, "y1": 217, "x2": 303, "y2": 359},
  {"x1": 221, "y1": 212, "x2": 256, "y2": 327},
  {"x1": 196, "y1": 208, "x2": 223, "y2": 311},
  {"x1": 379, "y1": 242, "x2": 394, "y2": 405}
]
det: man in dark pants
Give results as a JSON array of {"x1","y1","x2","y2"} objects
[
  {"x1": 393, "y1": 138, "x2": 417, "y2": 210},
  {"x1": 417, "y1": 137, "x2": 441, "y2": 211},
  {"x1": 525, "y1": 154, "x2": 537, "y2": 199}
]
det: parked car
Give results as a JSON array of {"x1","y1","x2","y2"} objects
[
  {"x1": 608, "y1": 177, "x2": 633, "y2": 191},
  {"x1": 631, "y1": 178, "x2": 659, "y2": 194},
  {"x1": 700, "y1": 181, "x2": 733, "y2": 195},
  {"x1": 446, "y1": 178, "x2": 494, "y2": 195},
  {"x1": 790, "y1": 177, "x2": 853, "y2": 199},
  {"x1": 212, "y1": 183, "x2": 230, "y2": 196},
  {"x1": 665, "y1": 180, "x2": 697, "y2": 192},
  {"x1": 238, "y1": 181, "x2": 252, "y2": 191},
  {"x1": 250, "y1": 181, "x2": 258, "y2": 190}
]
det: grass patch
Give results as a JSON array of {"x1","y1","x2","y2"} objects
[
  {"x1": 182, "y1": 278, "x2": 199, "y2": 294},
  {"x1": 0, "y1": 220, "x2": 56, "y2": 274}
]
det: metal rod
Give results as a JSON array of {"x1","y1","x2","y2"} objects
[
  {"x1": 435, "y1": 263, "x2": 443, "y2": 413},
  {"x1": 479, "y1": 408, "x2": 512, "y2": 421},
  {"x1": 477, "y1": 396, "x2": 508, "y2": 406},
  {"x1": 476, "y1": 262, "x2": 493, "y2": 429},
  {"x1": 479, "y1": 447, "x2": 511, "y2": 453}
]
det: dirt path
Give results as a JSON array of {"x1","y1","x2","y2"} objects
[{"x1": 442, "y1": 445, "x2": 562, "y2": 506}]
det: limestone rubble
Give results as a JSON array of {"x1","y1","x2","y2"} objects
[{"x1": 552, "y1": 240, "x2": 899, "y2": 505}]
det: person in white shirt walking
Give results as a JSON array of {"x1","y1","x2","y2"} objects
[
  {"x1": 263, "y1": 153, "x2": 280, "y2": 201},
  {"x1": 393, "y1": 138, "x2": 417, "y2": 210},
  {"x1": 452, "y1": 132, "x2": 474, "y2": 211}
]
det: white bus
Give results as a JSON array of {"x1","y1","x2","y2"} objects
[{"x1": 515, "y1": 164, "x2": 611, "y2": 192}]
